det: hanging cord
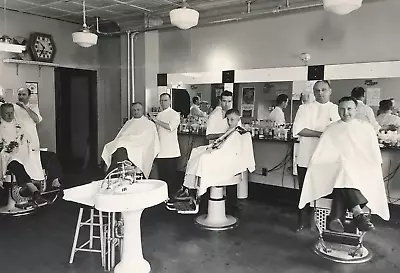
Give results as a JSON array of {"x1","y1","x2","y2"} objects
[
  {"x1": 82, "y1": 0, "x2": 87, "y2": 28},
  {"x1": 3, "y1": 0, "x2": 7, "y2": 35}
]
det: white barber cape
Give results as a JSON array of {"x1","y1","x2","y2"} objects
[
  {"x1": 298, "y1": 119, "x2": 390, "y2": 221},
  {"x1": 184, "y1": 131, "x2": 255, "y2": 196},
  {"x1": 13, "y1": 103, "x2": 44, "y2": 180},
  {"x1": 0, "y1": 119, "x2": 41, "y2": 178},
  {"x1": 101, "y1": 116, "x2": 160, "y2": 178}
]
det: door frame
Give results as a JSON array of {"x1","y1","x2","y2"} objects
[{"x1": 54, "y1": 67, "x2": 98, "y2": 169}]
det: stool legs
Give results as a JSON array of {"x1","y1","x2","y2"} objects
[
  {"x1": 69, "y1": 208, "x2": 106, "y2": 267},
  {"x1": 69, "y1": 208, "x2": 84, "y2": 264}
]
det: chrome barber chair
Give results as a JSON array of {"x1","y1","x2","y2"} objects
[
  {"x1": 0, "y1": 171, "x2": 62, "y2": 216},
  {"x1": 169, "y1": 126, "x2": 249, "y2": 230},
  {"x1": 312, "y1": 198, "x2": 372, "y2": 263},
  {"x1": 101, "y1": 160, "x2": 144, "y2": 271}
]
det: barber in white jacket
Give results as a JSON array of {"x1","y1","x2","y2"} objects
[{"x1": 149, "y1": 93, "x2": 181, "y2": 198}]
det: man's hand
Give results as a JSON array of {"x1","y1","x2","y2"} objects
[
  {"x1": 16, "y1": 101, "x2": 26, "y2": 109},
  {"x1": 0, "y1": 142, "x2": 3, "y2": 151}
]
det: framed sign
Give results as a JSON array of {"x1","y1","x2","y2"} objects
[
  {"x1": 241, "y1": 87, "x2": 255, "y2": 118},
  {"x1": 26, "y1": 81, "x2": 38, "y2": 94}
]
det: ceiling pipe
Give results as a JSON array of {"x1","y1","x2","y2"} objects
[{"x1": 91, "y1": 2, "x2": 324, "y2": 36}]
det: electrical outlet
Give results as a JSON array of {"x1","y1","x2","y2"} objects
[{"x1": 262, "y1": 168, "x2": 267, "y2": 176}]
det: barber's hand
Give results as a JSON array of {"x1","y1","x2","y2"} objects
[
  {"x1": 16, "y1": 101, "x2": 26, "y2": 109},
  {"x1": 0, "y1": 97, "x2": 5, "y2": 103}
]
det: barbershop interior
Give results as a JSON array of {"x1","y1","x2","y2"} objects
[{"x1": 1, "y1": 0, "x2": 400, "y2": 272}]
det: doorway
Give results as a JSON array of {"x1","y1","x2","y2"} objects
[{"x1": 54, "y1": 67, "x2": 98, "y2": 173}]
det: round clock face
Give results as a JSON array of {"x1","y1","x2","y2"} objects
[{"x1": 34, "y1": 36, "x2": 54, "y2": 60}]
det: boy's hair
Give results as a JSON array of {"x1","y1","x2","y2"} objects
[
  {"x1": 0, "y1": 103, "x2": 13, "y2": 111},
  {"x1": 225, "y1": 108, "x2": 240, "y2": 117}
]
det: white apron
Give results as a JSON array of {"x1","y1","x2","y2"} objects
[
  {"x1": 298, "y1": 119, "x2": 390, "y2": 220},
  {"x1": 13, "y1": 103, "x2": 44, "y2": 180},
  {"x1": 0, "y1": 120, "x2": 38, "y2": 178}
]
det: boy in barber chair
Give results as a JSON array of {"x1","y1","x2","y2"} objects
[
  {"x1": 298, "y1": 97, "x2": 390, "y2": 232},
  {"x1": 167, "y1": 109, "x2": 250, "y2": 212},
  {"x1": 0, "y1": 103, "x2": 48, "y2": 207}
]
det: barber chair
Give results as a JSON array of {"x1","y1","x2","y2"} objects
[
  {"x1": 312, "y1": 198, "x2": 372, "y2": 263},
  {"x1": 194, "y1": 174, "x2": 243, "y2": 231},
  {"x1": 0, "y1": 171, "x2": 62, "y2": 217}
]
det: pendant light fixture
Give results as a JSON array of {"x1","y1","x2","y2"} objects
[
  {"x1": 170, "y1": 0, "x2": 199, "y2": 30},
  {"x1": 72, "y1": 0, "x2": 98, "y2": 48},
  {"x1": 323, "y1": 0, "x2": 363, "y2": 15}
]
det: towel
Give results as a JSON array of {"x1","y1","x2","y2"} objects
[
  {"x1": 184, "y1": 131, "x2": 255, "y2": 196},
  {"x1": 101, "y1": 116, "x2": 160, "y2": 178},
  {"x1": 298, "y1": 119, "x2": 390, "y2": 220}
]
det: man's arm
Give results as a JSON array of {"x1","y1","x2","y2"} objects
[
  {"x1": 297, "y1": 128, "x2": 323, "y2": 138},
  {"x1": 152, "y1": 113, "x2": 180, "y2": 132},
  {"x1": 16, "y1": 102, "x2": 42, "y2": 124},
  {"x1": 206, "y1": 133, "x2": 224, "y2": 141}
]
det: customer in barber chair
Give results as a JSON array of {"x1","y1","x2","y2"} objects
[
  {"x1": 101, "y1": 102, "x2": 160, "y2": 179},
  {"x1": 0, "y1": 103, "x2": 48, "y2": 207},
  {"x1": 166, "y1": 109, "x2": 255, "y2": 212},
  {"x1": 167, "y1": 91, "x2": 237, "y2": 207},
  {"x1": 298, "y1": 96, "x2": 390, "y2": 232}
]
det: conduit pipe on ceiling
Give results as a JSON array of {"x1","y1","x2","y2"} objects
[{"x1": 93, "y1": 2, "x2": 324, "y2": 36}]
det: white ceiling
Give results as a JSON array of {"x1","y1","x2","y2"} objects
[{"x1": 0, "y1": 0, "x2": 388, "y2": 31}]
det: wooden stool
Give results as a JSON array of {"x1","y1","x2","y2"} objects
[{"x1": 69, "y1": 207, "x2": 106, "y2": 268}]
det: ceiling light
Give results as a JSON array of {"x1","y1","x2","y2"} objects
[
  {"x1": 170, "y1": 1, "x2": 199, "y2": 30},
  {"x1": 323, "y1": 0, "x2": 363, "y2": 15},
  {"x1": 72, "y1": 28, "x2": 98, "y2": 48},
  {"x1": 73, "y1": 0, "x2": 98, "y2": 47}
]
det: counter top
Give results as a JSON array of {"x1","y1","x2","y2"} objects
[{"x1": 178, "y1": 131, "x2": 298, "y2": 143}]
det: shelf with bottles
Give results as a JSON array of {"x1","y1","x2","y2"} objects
[
  {"x1": 378, "y1": 130, "x2": 400, "y2": 149},
  {"x1": 243, "y1": 120, "x2": 293, "y2": 141},
  {"x1": 179, "y1": 114, "x2": 208, "y2": 135}
]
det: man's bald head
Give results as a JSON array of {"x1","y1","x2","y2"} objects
[
  {"x1": 131, "y1": 102, "x2": 144, "y2": 118},
  {"x1": 17, "y1": 87, "x2": 31, "y2": 104}
]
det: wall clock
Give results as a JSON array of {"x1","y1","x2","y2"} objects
[{"x1": 28, "y1": 32, "x2": 57, "y2": 63}]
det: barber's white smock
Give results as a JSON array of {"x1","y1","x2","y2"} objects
[
  {"x1": 267, "y1": 107, "x2": 285, "y2": 125},
  {"x1": 101, "y1": 116, "x2": 160, "y2": 178},
  {"x1": 13, "y1": 103, "x2": 44, "y2": 180},
  {"x1": 183, "y1": 131, "x2": 255, "y2": 196},
  {"x1": 298, "y1": 119, "x2": 390, "y2": 220},
  {"x1": 356, "y1": 100, "x2": 380, "y2": 132},
  {"x1": 0, "y1": 120, "x2": 31, "y2": 177},
  {"x1": 293, "y1": 101, "x2": 340, "y2": 168},
  {"x1": 156, "y1": 107, "x2": 181, "y2": 158},
  {"x1": 206, "y1": 106, "x2": 242, "y2": 140}
]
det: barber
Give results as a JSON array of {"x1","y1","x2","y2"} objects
[
  {"x1": 292, "y1": 80, "x2": 340, "y2": 232},
  {"x1": 149, "y1": 93, "x2": 180, "y2": 198}
]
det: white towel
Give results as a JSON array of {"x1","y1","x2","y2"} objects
[
  {"x1": 184, "y1": 132, "x2": 255, "y2": 196},
  {"x1": 101, "y1": 117, "x2": 160, "y2": 178}
]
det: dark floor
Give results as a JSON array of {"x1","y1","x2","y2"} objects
[{"x1": 0, "y1": 171, "x2": 400, "y2": 273}]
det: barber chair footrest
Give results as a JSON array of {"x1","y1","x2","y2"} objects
[{"x1": 313, "y1": 238, "x2": 372, "y2": 264}]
